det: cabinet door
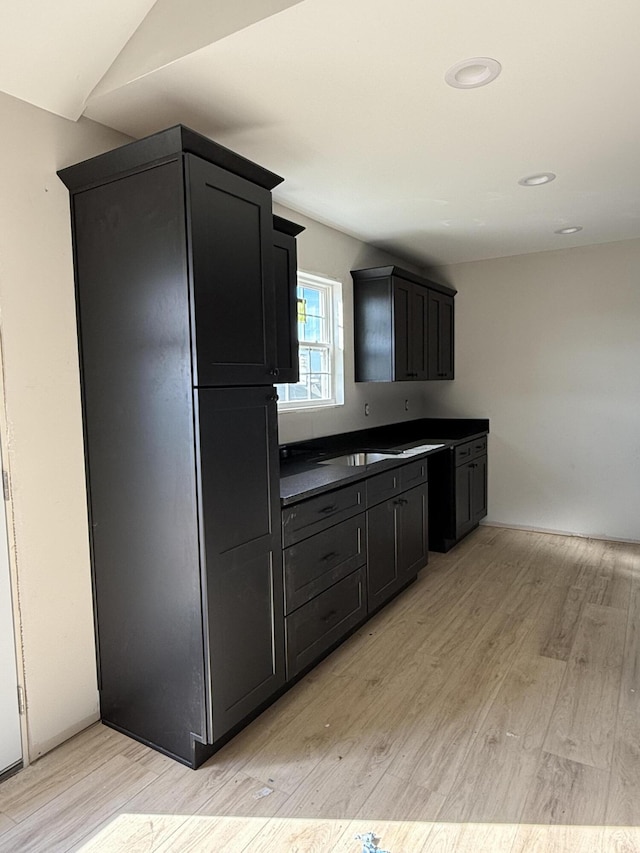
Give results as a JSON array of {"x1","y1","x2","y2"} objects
[
  {"x1": 471, "y1": 455, "x2": 488, "y2": 523},
  {"x1": 392, "y1": 279, "x2": 412, "y2": 380},
  {"x1": 366, "y1": 498, "x2": 399, "y2": 612},
  {"x1": 273, "y1": 227, "x2": 299, "y2": 383},
  {"x1": 455, "y1": 461, "x2": 475, "y2": 540},
  {"x1": 397, "y1": 483, "x2": 429, "y2": 578},
  {"x1": 187, "y1": 154, "x2": 277, "y2": 387},
  {"x1": 411, "y1": 285, "x2": 429, "y2": 380},
  {"x1": 428, "y1": 291, "x2": 454, "y2": 380},
  {"x1": 197, "y1": 387, "x2": 284, "y2": 741},
  {"x1": 393, "y1": 281, "x2": 428, "y2": 380}
]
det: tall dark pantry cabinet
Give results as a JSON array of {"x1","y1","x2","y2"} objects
[{"x1": 58, "y1": 126, "x2": 291, "y2": 768}]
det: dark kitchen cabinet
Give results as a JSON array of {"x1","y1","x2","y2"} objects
[
  {"x1": 58, "y1": 125, "x2": 287, "y2": 768},
  {"x1": 428, "y1": 290, "x2": 454, "y2": 380},
  {"x1": 366, "y1": 460, "x2": 428, "y2": 612},
  {"x1": 198, "y1": 387, "x2": 284, "y2": 738},
  {"x1": 273, "y1": 215, "x2": 304, "y2": 383},
  {"x1": 281, "y1": 483, "x2": 367, "y2": 679},
  {"x1": 429, "y1": 436, "x2": 488, "y2": 552},
  {"x1": 456, "y1": 453, "x2": 488, "y2": 540},
  {"x1": 352, "y1": 265, "x2": 455, "y2": 382}
]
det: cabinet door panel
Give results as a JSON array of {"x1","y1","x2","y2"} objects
[
  {"x1": 411, "y1": 285, "x2": 429, "y2": 380},
  {"x1": 273, "y1": 229, "x2": 299, "y2": 382},
  {"x1": 455, "y1": 462, "x2": 475, "y2": 540},
  {"x1": 187, "y1": 154, "x2": 276, "y2": 386},
  {"x1": 398, "y1": 484, "x2": 429, "y2": 578},
  {"x1": 428, "y1": 291, "x2": 454, "y2": 380},
  {"x1": 197, "y1": 387, "x2": 284, "y2": 740},
  {"x1": 472, "y1": 455, "x2": 488, "y2": 523},
  {"x1": 366, "y1": 499, "x2": 399, "y2": 612},
  {"x1": 392, "y1": 280, "x2": 412, "y2": 380}
]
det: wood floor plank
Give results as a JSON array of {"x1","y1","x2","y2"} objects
[
  {"x1": 544, "y1": 603, "x2": 626, "y2": 769},
  {"x1": 0, "y1": 810, "x2": 16, "y2": 836},
  {"x1": 354, "y1": 771, "x2": 445, "y2": 822},
  {"x1": 236, "y1": 673, "x2": 386, "y2": 796},
  {"x1": 69, "y1": 813, "x2": 189, "y2": 852},
  {"x1": 274, "y1": 650, "x2": 428, "y2": 821},
  {"x1": 0, "y1": 755, "x2": 157, "y2": 853},
  {"x1": 195, "y1": 770, "x2": 291, "y2": 817},
  {"x1": 421, "y1": 821, "x2": 519, "y2": 853},
  {"x1": 601, "y1": 827, "x2": 640, "y2": 852},
  {"x1": 388, "y1": 607, "x2": 529, "y2": 795},
  {"x1": 0, "y1": 723, "x2": 127, "y2": 823},
  {"x1": 535, "y1": 584, "x2": 588, "y2": 662},
  {"x1": 97, "y1": 758, "x2": 227, "y2": 817},
  {"x1": 578, "y1": 540, "x2": 634, "y2": 610},
  {"x1": 520, "y1": 751, "x2": 609, "y2": 824},
  {"x1": 438, "y1": 653, "x2": 565, "y2": 823},
  {"x1": 241, "y1": 817, "x2": 350, "y2": 853},
  {"x1": 152, "y1": 815, "x2": 270, "y2": 853},
  {"x1": 606, "y1": 565, "x2": 640, "y2": 824},
  {"x1": 510, "y1": 824, "x2": 604, "y2": 853}
]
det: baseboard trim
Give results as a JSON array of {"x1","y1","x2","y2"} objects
[{"x1": 481, "y1": 521, "x2": 640, "y2": 546}]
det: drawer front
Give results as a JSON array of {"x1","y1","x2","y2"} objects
[
  {"x1": 366, "y1": 468, "x2": 401, "y2": 507},
  {"x1": 399, "y1": 458, "x2": 428, "y2": 491},
  {"x1": 285, "y1": 567, "x2": 366, "y2": 679},
  {"x1": 283, "y1": 514, "x2": 366, "y2": 614},
  {"x1": 455, "y1": 436, "x2": 487, "y2": 466},
  {"x1": 470, "y1": 436, "x2": 487, "y2": 459},
  {"x1": 282, "y1": 482, "x2": 365, "y2": 547}
]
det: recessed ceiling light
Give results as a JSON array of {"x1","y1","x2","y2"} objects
[
  {"x1": 554, "y1": 226, "x2": 583, "y2": 235},
  {"x1": 445, "y1": 57, "x2": 502, "y2": 89},
  {"x1": 518, "y1": 173, "x2": 557, "y2": 186}
]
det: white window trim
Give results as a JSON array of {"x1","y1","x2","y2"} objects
[{"x1": 277, "y1": 271, "x2": 344, "y2": 412}]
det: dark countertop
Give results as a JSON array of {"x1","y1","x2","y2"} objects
[{"x1": 280, "y1": 417, "x2": 489, "y2": 505}]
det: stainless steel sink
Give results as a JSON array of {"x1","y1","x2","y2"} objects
[
  {"x1": 318, "y1": 452, "x2": 400, "y2": 467},
  {"x1": 318, "y1": 443, "x2": 445, "y2": 467}
]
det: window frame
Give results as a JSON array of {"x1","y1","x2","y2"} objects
[{"x1": 277, "y1": 271, "x2": 344, "y2": 412}]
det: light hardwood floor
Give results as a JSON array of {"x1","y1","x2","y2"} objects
[{"x1": 1, "y1": 526, "x2": 640, "y2": 853}]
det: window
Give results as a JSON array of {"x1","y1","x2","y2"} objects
[{"x1": 277, "y1": 272, "x2": 344, "y2": 410}]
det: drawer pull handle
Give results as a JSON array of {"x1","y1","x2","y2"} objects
[
  {"x1": 321, "y1": 551, "x2": 339, "y2": 562},
  {"x1": 395, "y1": 497, "x2": 409, "y2": 506},
  {"x1": 319, "y1": 504, "x2": 338, "y2": 514},
  {"x1": 321, "y1": 609, "x2": 338, "y2": 623}
]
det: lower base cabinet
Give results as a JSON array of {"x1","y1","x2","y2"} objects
[
  {"x1": 365, "y1": 457, "x2": 429, "y2": 612},
  {"x1": 367, "y1": 482, "x2": 428, "y2": 612},
  {"x1": 280, "y1": 457, "x2": 429, "y2": 679},
  {"x1": 429, "y1": 436, "x2": 488, "y2": 552}
]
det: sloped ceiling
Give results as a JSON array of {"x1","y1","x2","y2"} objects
[
  {"x1": 0, "y1": 0, "x2": 158, "y2": 120},
  {"x1": 4, "y1": 0, "x2": 640, "y2": 266}
]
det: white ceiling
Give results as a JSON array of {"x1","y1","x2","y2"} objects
[{"x1": 5, "y1": 0, "x2": 640, "y2": 266}]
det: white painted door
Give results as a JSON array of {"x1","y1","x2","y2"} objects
[{"x1": 0, "y1": 463, "x2": 21, "y2": 774}]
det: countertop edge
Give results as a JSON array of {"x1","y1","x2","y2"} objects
[{"x1": 280, "y1": 430, "x2": 488, "y2": 506}]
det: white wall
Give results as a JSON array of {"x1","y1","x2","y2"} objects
[
  {"x1": 424, "y1": 241, "x2": 640, "y2": 542},
  {"x1": 0, "y1": 91, "x2": 131, "y2": 759},
  {"x1": 274, "y1": 202, "x2": 434, "y2": 445}
]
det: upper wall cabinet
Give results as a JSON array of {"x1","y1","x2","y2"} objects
[
  {"x1": 60, "y1": 125, "x2": 284, "y2": 388},
  {"x1": 351, "y1": 266, "x2": 456, "y2": 382},
  {"x1": 273, "y1": 215, "x2": 305, "y2": 384}
]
